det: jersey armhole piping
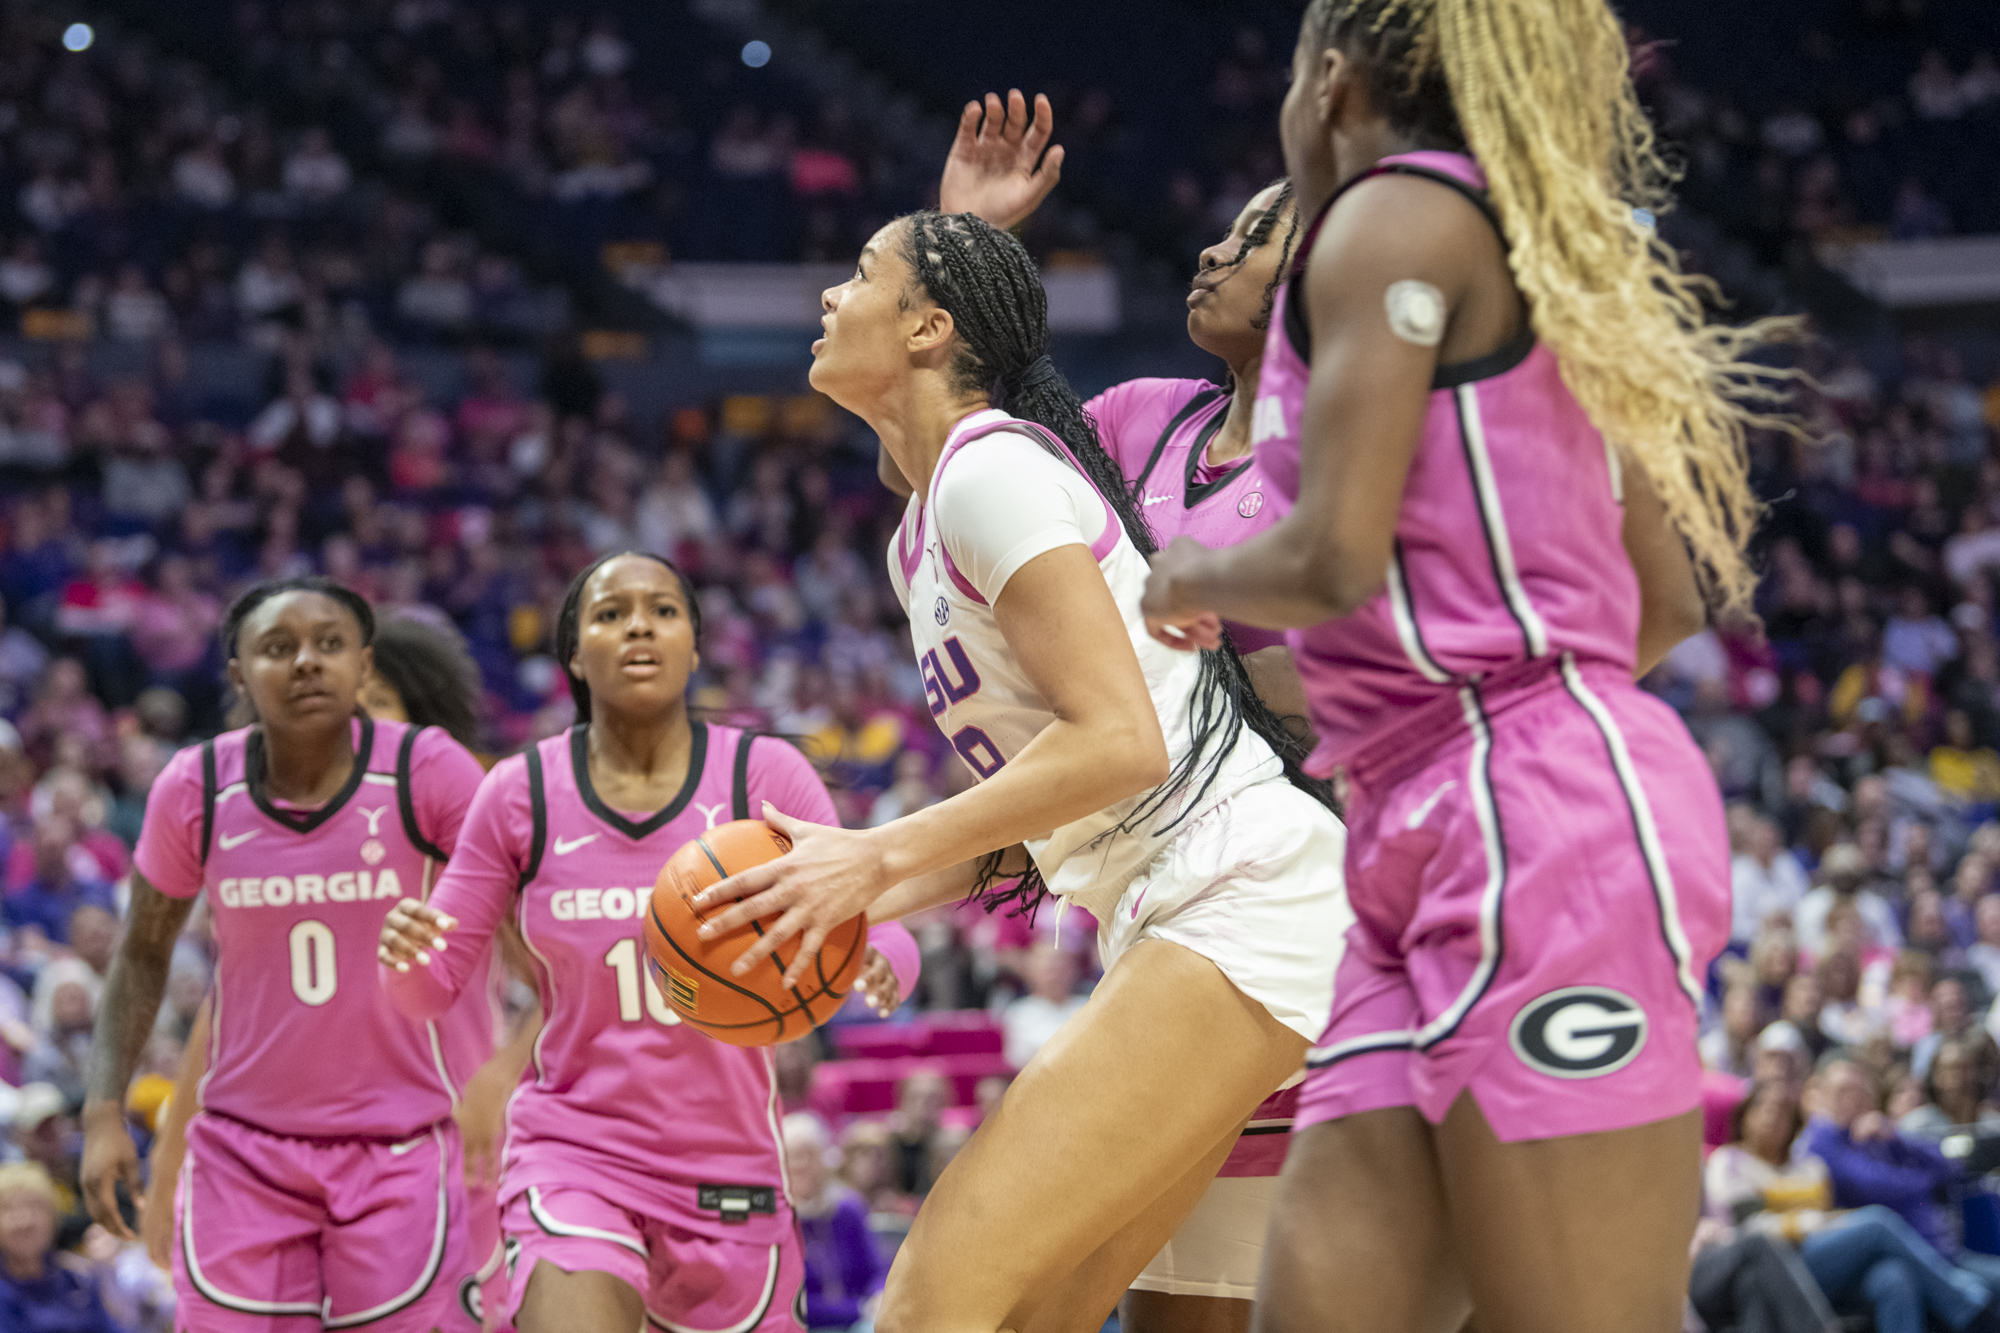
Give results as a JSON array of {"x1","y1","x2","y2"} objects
[
  {"x1": 519, "y1": 746, "x2": 547, "y2": 893},
  {"x1": 198, "y1": 739, "x2": 217, "y2": 867},
  {"x1": 395, "y1": 726, "x2": 450, "y2": 862},
  {"x1": 732, "y1": 732, "x2": 755, "y2": 822}
]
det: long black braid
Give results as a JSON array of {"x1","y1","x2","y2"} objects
[{"x1": 899, "y1": 211, "x2": 1336, "y2": 917}]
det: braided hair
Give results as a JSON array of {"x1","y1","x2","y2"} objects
[
  {"x1": 222, "y1": 576, "x2": 376, "y2": 659},
  {"x1": 898, "y1": 211, "x2": 1335, "y2": 916},
  {"x1": 1207, "y1": 178, "x2": 1304, "y2": 333},
  {"x1": 554, "y1": 551, "x2": 703, "y2": 722}
]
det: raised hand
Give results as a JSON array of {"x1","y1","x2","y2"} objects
[{"x1": 939, "y1": 89, "x2": 1064, "y2": 232}]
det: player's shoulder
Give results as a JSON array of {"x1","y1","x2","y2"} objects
[
  {"x1": 160, "y1": 726, "x2": 249, "y2": 787},
  {"x1": 1087, "y1": 378, "x2": 1216, "y2": 460},
  {"x1": 935, "y1": 419, "x2": 1066, "y2": 497}
]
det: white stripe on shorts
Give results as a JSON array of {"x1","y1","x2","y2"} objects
[
  {"x1": 1557, "y1": 654, "x2": 1702, "y2": 1009},
  {"x1": 526, "y1": 1185, "x2": 649, "y2": 1259},
  {"x1": 1413, "y1": 686, "x2": 1508, "y2": 1050}
]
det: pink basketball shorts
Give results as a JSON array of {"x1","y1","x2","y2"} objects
[
  {"x1": 1297, "y1": 655, "x2": 1729, "y2": 1143},
  {"x1": 174, "y1": 1112, "x2": 478, "y2": 1333},
  {"x1": 501, "y1": 1185, "x2": 804, "y2": 1331}
]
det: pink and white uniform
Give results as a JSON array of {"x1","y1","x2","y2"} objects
[
  {"x1": 381, "y1": 722, "x2": 920, "y2": 1332},
  {"x1": 1089, "y1": 378, "x2": 1285, "y2": 652},
  {"x1": 1253, "y1": 151, "x2": 1729, "y2": 1141},
  {"x1": 135, "y1": 715, "x2": 494, "y2": 1332}
]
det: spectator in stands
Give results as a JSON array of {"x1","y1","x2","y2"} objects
[
  {"x1": 837, "y1": 1120, "x2": 915, "y2": 1219},
  {"x1": 1002, "y1": 943, "x2": 1087, "y2": 1070},
  {"x1": 1934, "y1": 711, "x2": 2000, "y2": 809},
  {"x1": 1891, "y1": 178, "x2": 1953, "y2": 241},
  {"x1": 1968, "y1": 897, "x2": 2000, "y2": 998},
  {"x1": 1703, "y1": 981, "x2": 1765, "y2": 1078},
  {"x1": 1911, "y1": 50, "x2": 1967, "y2": 120},
  {"x1": 1806, "y1": 1056, "x2": 2000, "y2": 1293},
  {"x1": 1784, "y1": 972, "x2": 1833, "y2": 1060},
  {"x1": 8, "y1": 1086, "x2": 77, "y2": 1213},
  {"x1": 785, "y1": 1113, "x2": 886, "y2": 1331},
  {"x1": 1911, "y1": 976, "x2": 1985, "y2": 1077},
  {"x1": 1732, "y1": 807, "x2": 1811, "y2": 945},
  {"x1": 5, "y1": 818, "x2": 113, "y2": 946},
  {"x1": 887, "y1": 1069, "x2": 951, "y2": 1198},
  {"x1": 1900, "y1": 1036, "x2": 2000, "y2": 1134},
  {"x1": 867, "y1": 751, "x2": 940, "y2": 828},
  {"x1": 1707, "y1": 1078, "x2": 1994, "y2": 1333},
  {"x1": 1798, "y1": 844, "x2": 1903, "y2": 958},
  {"x1": 24, "y1": 957, "x2": 98, "y2": 1106},
  {"x1": 0, "y1": 1162, "x2": 122, "y2": 1333},
  {"x1": 282, "y1": 128, "x2": 351, "y2": 204}
]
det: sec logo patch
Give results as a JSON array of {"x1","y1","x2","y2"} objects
[
  {"x1": 1508, "y1": 986, "x2": 1647, "y2": 1079},
  {"x1": 1238, "y1": 491, "x2": 1264, "y2": 519},
  {"x1": 934, "y1": 596, "x2": 950, "y2": 626}
]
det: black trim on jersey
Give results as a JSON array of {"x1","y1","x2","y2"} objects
[
  {"x1": 732, "y1": 731, "x2": 757, "y2": 821},
  {"x1": 519, "y1": 744, "x2": 547, "y2": 893},
  {"x1": 1280, "y1": 162, "x2": 1537, "y2": 391},
  {"x1": 1131, "y1": 386, "x2": 1226, "y2": 492},
  {"x1": 570, "y1": 721, "x2": 711, "y2": 839},
  {"x1": 243, "y1": 712, "x2": 376, "y2": 835},
  {"x1": 1392, "y1": 538, "x2": 1451, "y2": 681},
  {"x1": 1181, "y1": 408, "x2": 1252, "y2": 507},
  {"x1": 396, "y1": 725, "x2": 448, "y2": 862},
  {"x1": 1453, "y1": 392, "x2": 1539, "y2": 659},
  {"x1": 198, "y1": 739, "x2": 218, "y2": 866},
  {"x1": 1432, "y1": 328, "x2": 1535, "y2": 389}
]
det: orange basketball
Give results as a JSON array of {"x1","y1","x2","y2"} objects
[{"x1": 645, "y1": 819, "x2": 869, "y2": 1046}]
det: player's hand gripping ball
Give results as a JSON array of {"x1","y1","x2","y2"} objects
[{"x1": 646, "y1": 819, "x2": 869, "y2": 1046}]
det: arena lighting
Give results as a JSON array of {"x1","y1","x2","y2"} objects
[
  {"x1": 61, "y1": 21, "x2": 93, "y2": 51},
  {"x1": 740, "y1": 39, "x2": 771, "y2": 68}
]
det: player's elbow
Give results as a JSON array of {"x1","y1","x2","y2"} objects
[
  {"x1": 1301, "y1": 540, "x2": 1386, "y2": 620},
  {"x1": 1110, "y1": 717, "x2": 1172, "y2": 793}
]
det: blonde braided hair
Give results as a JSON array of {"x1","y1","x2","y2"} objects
[{"x1": 1309, "y1": 0, "x2": 1802, "y2": 615}]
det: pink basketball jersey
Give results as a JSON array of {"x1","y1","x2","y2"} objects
[
  {"x1": 1252, "y1": 151, "x2": 1639, "y2": 774},
  {"x1": 135, "y1": 716, "x2": 493, "y2": 1140},
  {"x1": 1089, "y1": 378, "x2": 1285, "y2": 653},
  {"x1": 383, "y1": 723, "x2": 843, "y2": 1247}
]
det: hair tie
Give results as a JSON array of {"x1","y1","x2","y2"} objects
[{"x1": 1010, "y1": 355, "x2": 1061, "y2": 394}]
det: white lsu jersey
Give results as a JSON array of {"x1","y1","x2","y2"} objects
[{"x1": 888, "y1": 408, "x2": 1280, "y2": 921}]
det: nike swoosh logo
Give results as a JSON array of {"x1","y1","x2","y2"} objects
[
  {"x1": 1405, "y1": 780, "x2": 1457, "y2": 830},
  {"x1": 1129, "y1": 885, "x2": 1149, "y2": 920},
  {"x1": 553, "y1": 834, "x2": 598, "y2": 856},
  {"x1": 1142, "y1": 494, "x2": 1171, "y2": 506},
  {"x1": 388, "y1": 1136, "x2": 425, "y2": 1156},
  {"x1": 217, "y1": 830, "x2": 259, "y2": 850}
]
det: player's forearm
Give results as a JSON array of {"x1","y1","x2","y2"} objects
[
  {"x1": 88, "y1": 946, "x2": 173, "y2": 1108},
  {"x1": 870, "y1": 720, "x2": 1162, "y2": 888},
  {"x1": 1164, "y1": 519, "x2": 1379, "y2": 628},
  {"x1": 87, "y1": 878, "x2": 194, "y2": 1109}
]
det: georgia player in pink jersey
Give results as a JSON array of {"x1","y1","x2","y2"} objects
[
  {"x1": 80, "y1": 577, "x2": 494, "y2": 1333},
  {"x1": 138, "y1": 614, "x2": 521, "y2": 1331},
  {"x1": 1142, "y1": 1, "x2": 1801, "y2": 1329},
  {"x1": 376, "y1": 552, "x2": 921, "y2": 1333},
  {"x1": 936, "y1": 93, "x2": 1308, "y2": 1330}
]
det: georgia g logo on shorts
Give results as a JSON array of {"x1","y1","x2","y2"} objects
[{"x1": 1508, "y1": 986, "x2": 1647, "y2": 1079}]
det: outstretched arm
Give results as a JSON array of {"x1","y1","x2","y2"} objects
[
  {"x1": 82, "y1": 873, "x2": 196, "y2": 1239},
  {"x1": 938, "y1": 89, "x2": 1064, "y2": 232}
]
